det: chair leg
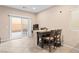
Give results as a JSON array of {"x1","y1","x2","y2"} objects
[
  {"x1": 49, "y1": 45, "x2": 51, "y2": 52},
  {"x1": 41, "y1": 44, "x2": 44, "y2": 48},
  {"x1": 41, "y1": 39, "x2": 44, "y2": 48},
  {"x1": 53, "y1": 43, "x2": 57, "y2": 49},
  {"x1": 53, "y1": 46, "x2": 57, "y2": 49}
]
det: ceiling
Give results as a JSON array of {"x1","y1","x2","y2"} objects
[{"x1": 5, "y1": 5, "x2": 53, "y2": 13}]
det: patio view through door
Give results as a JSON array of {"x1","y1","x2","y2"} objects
[{"x1": 9, "y1": 15, "x2": 32, "y2": 39}]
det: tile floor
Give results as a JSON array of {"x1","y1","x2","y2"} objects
[{"x1": 0, "y1": 35, "x2": 79, "y2": 53}]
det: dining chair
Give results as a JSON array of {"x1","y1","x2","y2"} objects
[
  {"x1": 54, "y1": 29, "x2": 62, "y2": 48},
  {"x1": 41, "y1": 30, "x2": 56, "y2": 52}
]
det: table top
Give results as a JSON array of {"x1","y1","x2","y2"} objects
[{"x1": 33, "y1": 29, "x2": 53, "y2": 33}]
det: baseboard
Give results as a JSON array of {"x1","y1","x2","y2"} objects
[
  {"x1": 0, "y1": 37, "x2": 26, "y2": 44},
  {"x1": 64, "y1": 43, "x2": 79, "y2": 51}
]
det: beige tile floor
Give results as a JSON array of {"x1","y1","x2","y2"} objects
[{"x1": 0, "y1": 35, "x2": 79, "y2": 53}]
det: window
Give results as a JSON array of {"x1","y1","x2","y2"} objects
[{"x1": 71, "y1": 9, "x2": 79, "y2": 31}]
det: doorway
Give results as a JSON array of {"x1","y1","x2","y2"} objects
[{"x1": 9, "y1": 15, "x2": 32, "y2": 39}]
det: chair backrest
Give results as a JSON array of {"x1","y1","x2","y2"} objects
[
  {"x1": 55, "y1": 29, "x2": 62, "y2": 36},
  {"x1": 42, "y1": 32, "x2": 50, "y2": 37},
  {"x1": 54, "y1": 29, "x2": 62, "y2": 41},
  {"x1": 50, "y1": 30, "x2": 56, "y2": 37}
]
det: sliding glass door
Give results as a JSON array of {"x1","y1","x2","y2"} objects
[
  {"x1": 22, "y1": 18, "x2": 28, "y2": 37},
  {"x1": 22, "y1": 18, "x2": 32, "y2": 37},
  {"x1": 9, "y1": 15, "x2": 32, "y2": 39}
]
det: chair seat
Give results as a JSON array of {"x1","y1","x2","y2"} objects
[
  {"x1": 43, "y1": 37, "x2": 54, "y2": 40},
  {"x1": 42, "y1": 37, "x2": 54, "y2": 45}
]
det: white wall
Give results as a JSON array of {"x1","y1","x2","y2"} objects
[
  {"x1": 0, "y1": 6, "x2": 36, "y2": 42},
  {"x1": 37, "y1": 5, "x2": 79, "y2": 48}
]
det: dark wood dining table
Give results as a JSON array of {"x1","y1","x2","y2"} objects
[{"x1": 36, "y1": 29, "x2": 62, "y2": 52}]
